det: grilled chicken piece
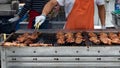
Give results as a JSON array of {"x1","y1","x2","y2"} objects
[
  {"x1": 3, "y1": 42, "x2": 27, "y2": 47},
  {"x1": 99, "y1": 32, "x2": 108, "y2": 37},
  {"x1": 75, "y1": 37, "x2": 83, "y2": 44},
  {"x1": 16, "y1": 32, "x2": 40, "y2": 44},
  {"x1": 56, "y1": 32, "x2": 65, "y2": 39},
  {"x1": 65, "y1": 32, "x2": 75, "y2": 43},
  {"x1": 66, "y1": 37, "x2": 75, "y2": 43},
  {"x1": 99, "y1": 37, "x2": 112, "y2": 45},
  {"x1": 3, "y1": 42, "x2": 15, "y2": 47},
  {"x1": 99, "y1": 33, "x2": 112, "y2": 45},
  {"x1": 111, "y1": 38, "x2": 120, "y2": 44},
  {"x1": 56, "y1": 31, "x2": 65, "y2": 44},
  {"x1": 24, "y1": 39, "x2": 33, "y2": 44},
  {"x1": 29, "y1": 32, "x2": 40, "y2": 40},
  {"x1": 57, "y1": 39, "x2": 65, "y2": 44},
  {"x1": 89, "y1": 37, "x2": 100, "y2": 44},
  {"x1": 88, "y1": 32, "x2": 97, "y2": 37},
  {"x1": 17, "y1": 33, "x2": 30, "y2": 43},
  {"x1": 75, "y1": 32, "x2": 83, "y2": 44},
  {"x1": 75, "y1": 32, "x2": 82, "y2": 38},
  {"x1": 88, "y1": 32, "x2": 100, "y2": 44},
  {"x1": 109, "y1": 32, "x2": 118, "y2": 39},
  {"x1": 17, "y1": 37, "x2": 27, "y2": 43},
  {"x1": 108, "y1": 32, "x2": 120, "y2": 44},
  {"x1": 65, "y1": 32, "x2": 74, "y2": 38}
]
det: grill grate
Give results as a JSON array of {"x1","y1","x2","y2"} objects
[{"x1": 4, "y1": 31, "x2": 120, "y2": 46}]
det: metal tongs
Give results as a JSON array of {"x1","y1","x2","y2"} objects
[
  {"x1": 34, "y1": 23, "x2": 39, "y2": 32},
  {"x1": 34, "y1": 20, "x2": 41, "y2": 32}
]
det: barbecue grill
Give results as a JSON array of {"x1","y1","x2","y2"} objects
[{"x1": 1, "y1": 29, "x2": 120, "y2": 68}]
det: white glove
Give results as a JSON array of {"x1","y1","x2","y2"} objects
[
  {"x1": 8, "y1": 16, "x2": 20, "y2": 22},
  {"x1": 101, "y1": 25, "x2": 106, "y2": 29},
  {"x1": 34, "y1": 14, "x2": 46, "y2": 29}
]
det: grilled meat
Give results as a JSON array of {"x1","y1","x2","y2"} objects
[
  {"x1": 24, "y1": 39, "x2": 33, "y2": 44},
  {"x1": 4, "y1": 32, "x2": 40, "y2": 47},
  {"x1": 29, "y1": 43, "x2": 52, "y2": 47},
  {"x1": 16, "y1": 32, "x2": 40, "y2": 44},
  {"x1": 88, "y1": 32, "x2": 97, "y2": 37},
  {"x1": 65, "y1": 32, "x2": 75, "y2": 43},
  {"x1": 56, "y1": 32, "x2": 65, "y2": 44},
  {"x1": 75, "y1": 37, "x2": 83, "y2": 44},
  {"x1": 17, "y1": 33, "x2": 29, "y2": 43},
  {"x1": 75, "y1": 32, "x2": 83, "y2": 44},
  {"x1": 99, "y1": 32, "x2": 112, "y2": 45},
  {"x1": 88, "y1": 32, "x2": 100, "y2": 44},
  {"x1": 89, "y1": 37, "x2": 100, "y2": 44},
  {"x1": 66, "y1": 37, "x2": 75, "y2": 43},
  {"x1": 57, "y1": 39, "x2": 65, "y2": 44},
  {"x1": 3, "y1": 42, "x2": 27, "y2": 47},
  {"x1": 65, "y1": 32, "x2": 74, "y2": 38},
  {"x1": 75, "y1": 32, "x2": 82, "y2": 38},
  {"x1": 56, "y1": 32, "x2": 65, "y2": 39},
  {"x1": 99, "y1": 32, "x2": 108, "y2": 37},
  {"x1": 108, "y1": 32, "x2": 120, "y2": 44},
  {"x1": 99, "y1": 37, "x2": 112, "y2": 45}
]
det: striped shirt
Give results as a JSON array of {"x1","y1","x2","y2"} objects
[{"x1": 18, "y1": 0, "x2": 48, "y2": 17}]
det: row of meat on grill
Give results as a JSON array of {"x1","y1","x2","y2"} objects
[
  {"x1": 2, "y1": 31, "x2": 120, "y2": 47},
  {"x1": 3, "y1": 32, "x2": 52, "y2": 47},
  {"x1": 56, "y1": 32, "x2": 120, "y2": 45}
]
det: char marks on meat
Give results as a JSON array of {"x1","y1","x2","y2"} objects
[
  {"x1": 75, "y1": 32, "x2": 84, "y2": 44},
  {"x1": 108, "y1": 32, "x2": 120, "y2": 44},
  {"x1": 56, "y1": 32, "x2": 84, "y2": 44},
  {"x1": 3, "y1": 32, "x2": 40, "y2": 47},
  {"x1": 17, "y1": 32, "x2": 40, "y2": 44},
  {"x1": 65, "y1": 32, "x2": 75, "y2": 43},
  {"x1": 56, "y1": 32, "x2": 65, "y2": 44},
  {"x1": 88, "y1": 32, "x2": 100, "y2": 44},
  {"x1": 99, "y1": 32, "x2": 112, "y2": 45}
]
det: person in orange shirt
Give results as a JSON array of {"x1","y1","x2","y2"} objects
[{"x1": 34, "y1": 0, "x2": 106, "y2": 30}]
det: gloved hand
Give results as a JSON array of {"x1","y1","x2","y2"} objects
[
  {"x1": 101, "y1": 25, "x2": 106, "y2": 29},
  {"x1": 34, "y1": 14, "x2": 46, "y2": 29},
  {"x1": 8, "y1": 16, "x2": 20, "y2": 22}
]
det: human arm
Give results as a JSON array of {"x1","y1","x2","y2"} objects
[
  {"x1": 42, "y1": 0, "x2": 58, "y2": 16},
  {"x1": 34, "y1": 0, "x2": 58, "y2": 28}
]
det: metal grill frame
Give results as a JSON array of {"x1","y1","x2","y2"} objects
[
  {"x1": 1, "y1": 46, "x2": 120, "y2": 68},
  {"x1": 1, "y1": 29, "x2": 120, "y2": 68}
]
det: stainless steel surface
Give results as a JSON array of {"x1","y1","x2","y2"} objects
[{"x1": 1, "y1": 46, "x2": 120, "y2": 68}]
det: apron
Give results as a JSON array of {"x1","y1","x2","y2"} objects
[
  {"x1": 65, "y1": 0, "x2": 94, "y2": 30},
  {"x1": 28, "y1": 10, "x2": 40, "y2": 29}
]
